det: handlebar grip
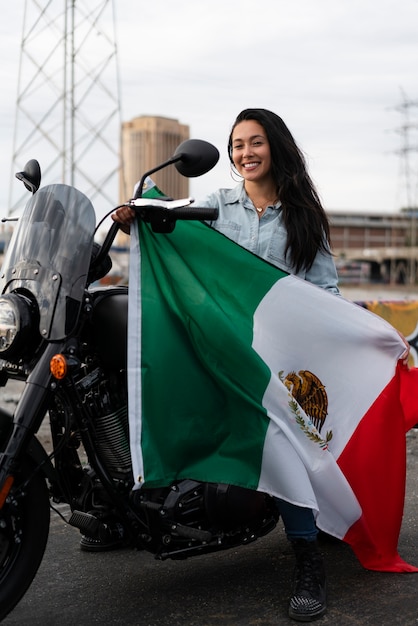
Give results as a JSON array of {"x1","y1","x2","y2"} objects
[{"x1": 172, "y1": 206, "x2": 219, "y2": 221}]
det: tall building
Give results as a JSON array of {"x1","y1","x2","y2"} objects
[{"x1": 120, "y1": 115, "x2": 190, "y2": 202}]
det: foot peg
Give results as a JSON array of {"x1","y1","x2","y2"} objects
[{"x1": 69, "y1": 510, "x2": 101, "y2": 537}]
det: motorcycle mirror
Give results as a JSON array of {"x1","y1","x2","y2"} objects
[
  {"x1": 133, "y1": 139, "x2": 219, "y2": 199},
  {"x1": 15, "y1": 159, "x2": 41, "y2": 194},
  {"x1": 173, "y1": 139, "x2": 220, "y2": 178}
]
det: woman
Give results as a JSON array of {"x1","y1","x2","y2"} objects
[
  {"x1": 114, "y1": 108, "x2": 336, "y2": 621},
  {"x1": 201, "y1": 108, "x2": 340, "y2": 297},
  {"x1": 198, "y1": 108, "x2": 335, "y2": 622}
]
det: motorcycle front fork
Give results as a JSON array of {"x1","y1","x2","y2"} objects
[{"x1": 0, "y1": 342, "x2": 62, "y2": 507}]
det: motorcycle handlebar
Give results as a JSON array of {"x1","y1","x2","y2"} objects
[
  {"x1": 90, "y1": 205, "x2": 219, "y2": 280},
  {"x1": 133, "y1": 204, "x2": 219, "y2": 234},
  {"x1": 129, "y1": 198, "x2": 218, "y2": 223}
]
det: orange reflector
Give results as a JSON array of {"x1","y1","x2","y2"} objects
[
  {"x1": 0, "y1": 475, "x2": 14, "y2": 508},
  {"x1": 50, "y1": 354, "x2": 68, "y2": 379}
]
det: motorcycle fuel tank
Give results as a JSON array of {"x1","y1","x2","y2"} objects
[{"x1": 91, "y1": 287, "x2": 128, "y2": 370}]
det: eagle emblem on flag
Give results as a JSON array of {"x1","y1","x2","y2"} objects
[{"x1": 280, "y1": 370, "x2": 329, "y2": 434}]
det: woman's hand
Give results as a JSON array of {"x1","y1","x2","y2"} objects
[
  {"x1": 397, "y1": 330, "x2": 411, "y2": 367},
  {"x1": 111, "y1": 206, "x2": 136, "y2": 234}
]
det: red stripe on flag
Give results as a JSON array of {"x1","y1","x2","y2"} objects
[
  {"x1": 399, "y1": 364, "x2": 418, "y2": 432},
  {"x1": 339, "y1": 365, "x2": 418, "y2": 572}
]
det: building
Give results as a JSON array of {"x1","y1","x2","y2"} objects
[
  {"x1": 328, "y1": 210, "x2": 418, "y2": 284},
  {"x1": 120, "y1": 115, "x2": 190, "y2": 202},
  {"x1": 329, "y1": 211, "x2": 412, "y2": 251}
]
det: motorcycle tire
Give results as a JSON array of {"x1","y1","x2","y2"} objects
[{"x1": 0, "y1": 457, "x2": 50, "y2": 621}]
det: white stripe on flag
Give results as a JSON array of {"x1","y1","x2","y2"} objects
[
  {"x1": 252, "y1": 274, "x2": 405, "y2": 458},
  {"x1": 128, "y1": 226, "x2": 144, "y2": 488}
]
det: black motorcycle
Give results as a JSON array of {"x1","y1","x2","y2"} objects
[{"x1": 0, "y1": 140, "x2": 279, "y2": 620}]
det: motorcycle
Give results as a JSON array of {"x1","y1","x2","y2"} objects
[{"x1": 0, "y1": 140, "x2": 279, "y2": 620}]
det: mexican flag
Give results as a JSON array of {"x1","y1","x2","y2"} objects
[{"x1": 127, "y1": 219, "x2": 418, "y2": 573}]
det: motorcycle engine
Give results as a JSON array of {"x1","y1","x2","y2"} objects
[
  {"x1": 93, "y1": 393, "x2": 131, "y2": 480},
  {"x1": 136, "y1": 478, "x2": 277, "y2": 559}
]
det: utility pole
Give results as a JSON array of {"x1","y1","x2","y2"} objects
[{"x1": 8, "y1": 0, "x2": 123, "y2": 223}]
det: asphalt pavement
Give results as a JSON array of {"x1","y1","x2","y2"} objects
[{"x1": 0, "y1": 384, "x2": 418, "y2": 625}]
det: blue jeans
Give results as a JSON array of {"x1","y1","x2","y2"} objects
[{"x1": 274, "y1": 497, "x2": 318, "y2": 542}]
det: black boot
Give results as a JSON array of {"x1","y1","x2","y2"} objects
[{"x1": 288, "y1": 538, "x2": 327, "y2": 622}]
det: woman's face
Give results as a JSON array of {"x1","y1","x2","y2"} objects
[{"x1": 231, "y1": 120, "x2": 273, "y2": 184}]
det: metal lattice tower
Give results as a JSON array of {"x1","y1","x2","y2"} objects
[
  {"x1": 393, "y1": 89, "x2": 418, "y2": 283},
  {"x1": 394, "y1": 89, "x2": 418, "y2": 210},
  {"x1": 8, "y1": 0, "x2": 122, "y2": 222}
]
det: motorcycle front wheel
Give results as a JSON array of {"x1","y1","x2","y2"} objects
[{"x1": 0, "y1": 458, "x2": 50, "y2": 621}]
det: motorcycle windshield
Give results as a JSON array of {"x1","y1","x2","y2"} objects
[{"x1": 0, "y1": 184, "x2": 95, "y2": 340}]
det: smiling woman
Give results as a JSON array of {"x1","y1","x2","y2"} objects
[
  {"x1": 194, "y1": 107, "x2": 342, "y2": 622},
  {"x1": 197, "y1": 108, "x2": 340, "y2": 291}
]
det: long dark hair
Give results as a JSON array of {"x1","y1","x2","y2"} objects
[{"x1": 228, "y1": 108, "x2": 331, "y2": 273}]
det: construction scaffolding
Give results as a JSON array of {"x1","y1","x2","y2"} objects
[{"x1": 8, "y1": 0, "x2": 122, "y2": 223}]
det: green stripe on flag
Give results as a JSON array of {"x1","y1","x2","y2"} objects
[{"x1": 134, "y1": 219, "x2": 289, "y2": 489}]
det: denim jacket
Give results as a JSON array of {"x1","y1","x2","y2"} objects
[{"x1": 198, "y1": 182, "x2": 340, "y2": 295}]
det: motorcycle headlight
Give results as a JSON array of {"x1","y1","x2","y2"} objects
[
  {"x1": 0, "y1": 293, "x2": 36, "y2": 358},
  {"x1": 0, "y1": 299, "x2": 18, "y2": 351}
]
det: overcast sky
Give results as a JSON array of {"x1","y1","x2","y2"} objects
[{"x1": 1, "y1": 0, "x2": 418, "y2": 223}]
